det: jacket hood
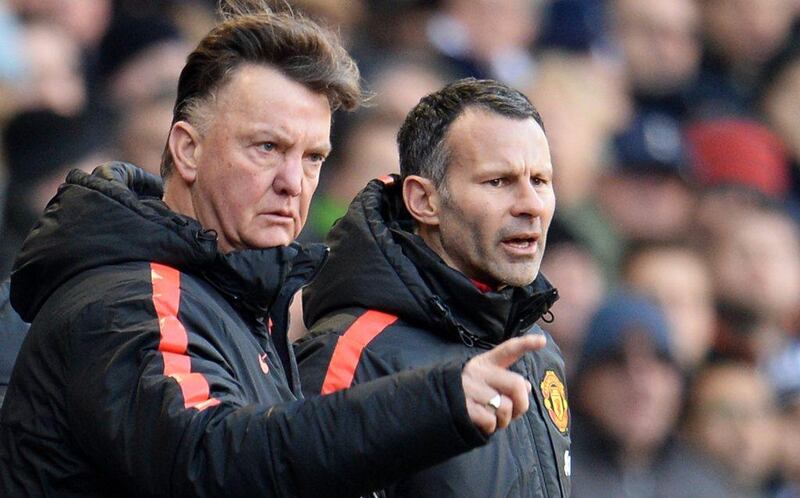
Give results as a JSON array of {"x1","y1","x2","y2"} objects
[
  {"x1": 11, "y1": 162, "x2": 325, "y2": 322},
  {"x1": 303, "y1": 175, "x2": 558, "y2": 346}
]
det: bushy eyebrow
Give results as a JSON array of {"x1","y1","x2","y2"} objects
[{"x1": 249, "y1": 126, "x2": 331, "y2": 155}]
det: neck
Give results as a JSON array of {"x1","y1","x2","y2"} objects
[
  {"x1": 162, "y1": 177, "x2": 196, "y2": 219},
  {"x1": 417, "y1": 224, "x2": 449, "y2": 265},
  {"x1": 416, "y1": 224, "x2": 504, "y2": 290}
]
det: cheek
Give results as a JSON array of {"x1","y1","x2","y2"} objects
[
  {"x1": 546, "y1": 194, "x2": 557, "y2": 220},
  {"x1": 450, "y1": 211, "x2": 490, "y2": 251},
  {"x1": 298, "y1": 178, "x2": 320, "y2": 220},
  {"x1": 220, "y1": 176, "x2": 269, "y2": 228}
]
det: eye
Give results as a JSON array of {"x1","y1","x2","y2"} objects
[
  {"x1": 531, "y1": 176, "x2": 549, "y2": 186},
  {"x1": 486, "y1": 178, "x2": 506, "y2": 187},
  {"x1": 260, "y1": 142, "x2": 276, "y2": 152},
  {"x1": 307, "y1": 153, "x2": 327, "y2": 164}
]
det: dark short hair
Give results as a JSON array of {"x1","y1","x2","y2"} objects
[
  {"x1": 161, "y1": 2, "x2": 364, "y2": 178},
  {"x1": 397, "y1": 78, "x2": 544, "y2": 189}
]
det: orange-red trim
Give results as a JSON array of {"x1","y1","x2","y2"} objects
[
  {"x1": 469, "y1": 278, "x2": 495, "y2": 294},
  {"x1": 377, "y1": 175, "x2": 396, "y2": 186},
  {"x1": 151, "y1": 263, "x2": 220, "y2": 411},
  {"x1": 320, "y1": 310, "x2": 398, "y2": 394}
]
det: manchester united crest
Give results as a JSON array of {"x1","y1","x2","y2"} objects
[{"x1": 540, "y1": 370, "x2": 569, "y2": 433}]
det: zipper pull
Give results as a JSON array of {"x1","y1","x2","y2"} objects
[{"x1": 457, "y1": 326, "x2": 476, "y2": 347}]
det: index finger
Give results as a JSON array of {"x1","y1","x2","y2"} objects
[{"x1": 481, "y1": 335, "x2": 546, "y2": 369}]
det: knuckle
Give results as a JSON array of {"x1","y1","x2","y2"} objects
[{"x1": 512, "y1": 375, "x2": 528, "y2": 393}]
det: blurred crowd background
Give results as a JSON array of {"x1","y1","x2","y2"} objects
[{"x1": 1, "y1": 0, "x2": 800, "y2": 496}]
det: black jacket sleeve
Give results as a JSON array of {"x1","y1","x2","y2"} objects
[
  {"x1": 64, "y1": 288, "x2": 486, "y2": 498},
  {"x1": 0, "y1": 279, "x2": 28, "y2": 408}
]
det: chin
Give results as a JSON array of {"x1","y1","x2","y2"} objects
[
  {"x1": 248, "y1": 233, "x2": 293, "y2": 249},
  {"x1": 495, "y1": 266, "x2": 539, "y2": 287}
]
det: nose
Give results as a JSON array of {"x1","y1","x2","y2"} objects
[
  {"x1": 272, "y1": 153, "x2": 303, "y2": 197},
  {"x1": 511, "y1": 180, "x2": 545, "y2": 218}
]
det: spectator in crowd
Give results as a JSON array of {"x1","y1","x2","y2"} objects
[
  {"x1": 704, "y1": 201, "x2": 800, "y2": 361},
  {"x1": 0, "y1": 4, "x2": 550, "y2": 497},
  {"x1": 364, "y1": 58, "x2": 448, "y2": 123},
  {"x1": 693, "y1": 0, "x2": 797, "y2": 117},
  {"x1": 296, "y1": 78, "x2": 569, "y2": 497},
  {"x1": 303, "y1": 113, "x2": 401, "y2": 243},
  {"x1": 0, "y1": 108, "x2": 108, "y2": 279},
  {"x1": 607, "y1": 0, "x2": 701, "y2": 121},
  {"x1": 684, "y1": 361, "x2": 781, "y2": 498},
  {"x1": 96, "y1": 14, "x2": 190, "y2": 109},
  {"x1": 361, "y1": 0, "x2": 440, "y2": 56},
  {"x1": 765, "y1": 344, "x2": 800, "y2": 498},
  {"x1": 537, "y1": 0, "x2": 606, "y2": 52},
  {"x1": 540, "y1": 230, "x2": 606, "y2": 380},
  {"x1": 692, "y1": 184, "x2": 775, "y2": 243},
  {"x1": 425, "y1": 0, "x2": 544, "y2": 87},
  {"x1": 272, "y1": 0, "x2": 366, "y2": 49},
  {"x1": 9, "y1": 0, "x2": 112, "y2": 52},
  {"x1": 571, "y1": 292, "x2": 733, "y2": 498},
  {"x1": 621, "y1": 241, "x2": 716, "y2": 371},
  {"x1": 599, "y1": 116, "x2": 696, "y2": 247},
  {"x1": 114, "y1": 96, "x2": 176, "y2": 176},
  {"x1": 687, "y1": 118, "x2": 792, "y2": 201},
  {"x1": 12, "y1": 21, "x2": 86, "y2": 117},
  {"x1": 760, "y1": 41, "x2": 800, "y2": 198}
]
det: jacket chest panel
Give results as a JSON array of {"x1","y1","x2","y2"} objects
[
  {"x1": 519, "y1": 352, "x2": 571, "y2": 497},
  {"x1": 189, "y1": 283, "x2": 297, "y2": 404}
]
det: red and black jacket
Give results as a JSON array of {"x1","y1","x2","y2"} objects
[
  {"x1": 296, "y1": 176, "x2": 570, "y2": 498},
  {"x1": 0, "y1": 164, "x2": 487, "y2": 497}
]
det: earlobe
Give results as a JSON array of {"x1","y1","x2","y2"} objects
[
  {"x1": 403, "y1": 175, "x2": 440, "y2": 226},
  {"x1": 168, "y1": 121, "x2": 201, "y2": 184}
]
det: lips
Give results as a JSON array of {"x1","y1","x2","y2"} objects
[
  {"x1": 259, "y1": 211, "x2": 295, "y2": 224},
  {"x1": 500, "y1": 233, "x2": 540, "y2": 255},
  {"x1": 269, "y1": 208, "x2": 294, "y2": 218}
]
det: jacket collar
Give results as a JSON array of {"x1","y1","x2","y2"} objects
[
  {"x1": 11, "y1": 162, "x2": 326, "y2": 321},
  {"x1": 393, "y1": 228, "x2": 558, "y2": 346}
]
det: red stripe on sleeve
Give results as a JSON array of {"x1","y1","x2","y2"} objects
[
  {"x1": 150, "y1": 263, "x2": 220, "y2": 411},
  {"x1": 161, "y1": 351, "x2": 191, "y2": 374},
  {"x1": 320, "y1": 310, "x2": 398, "y2": 395}
]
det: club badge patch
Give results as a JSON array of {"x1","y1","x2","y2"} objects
[{"x1": 540, "y1": 370, "x2": 569, "y2": 433}]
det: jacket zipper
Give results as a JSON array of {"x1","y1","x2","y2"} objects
[
  {"x1": 429, "y1": 296, "x2": 497, "y2": 349},
  {"x1": 521, "y1": 355, "x2": 552, "y2": 498}
]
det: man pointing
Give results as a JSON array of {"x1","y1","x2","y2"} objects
[{"x1": 297, "y1": 79, "x2": 570, "y2": 497}]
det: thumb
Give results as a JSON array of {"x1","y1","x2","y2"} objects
[{"x1": 482, "y1": 335, "x2": 546, "y2": 369}]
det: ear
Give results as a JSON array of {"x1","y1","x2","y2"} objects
[
  {"x1": 403, "y1": 175, "x2": 441, "y2": 227},
  {"x1": 167, "y1": 121, "x2": 202, "y2": 184}
]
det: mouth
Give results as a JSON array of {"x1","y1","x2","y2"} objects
[
  {"x1": 260, "y1": 211, "x2": 295, "y2": 224},
  {"x1": 500, "y1": 234, "x2": 540, "y2": 255}
]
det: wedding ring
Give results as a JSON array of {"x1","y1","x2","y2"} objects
[{"x1": 486, "y1": 393, "x2": 502, "y2": 410}]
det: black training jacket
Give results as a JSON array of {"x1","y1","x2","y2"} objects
[
  {"x1": 0, "y1": 163, "x2": 488, "y2": 498},
  {"x1": 296, "y1": 176, "x2": 571, "y2": 498}
]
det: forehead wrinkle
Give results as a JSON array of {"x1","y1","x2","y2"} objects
[{"x1": 210, "y1": 83, "x2": 331, "y2": 151}]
